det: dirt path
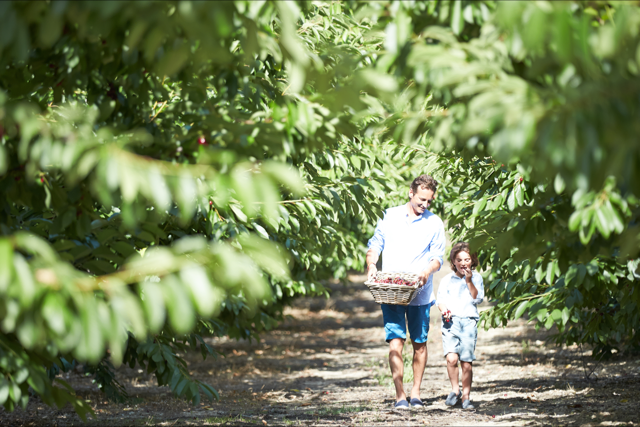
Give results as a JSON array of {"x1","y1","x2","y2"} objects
[{"x1": 3, "y1": 269, "x2": 640, "y2": 426}]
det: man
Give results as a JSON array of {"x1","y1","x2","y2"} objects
[{"x1": 366, "y1": 174, "x2": 445, "y2": 410}]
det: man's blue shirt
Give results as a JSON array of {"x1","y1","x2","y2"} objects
[{"x1": 367, "y1": 204, "x2": 446, "y2": 306}]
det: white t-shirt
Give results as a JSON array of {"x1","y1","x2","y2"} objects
[{"x1": 436, "y1": 271, "x2": 484, "y2": 318}]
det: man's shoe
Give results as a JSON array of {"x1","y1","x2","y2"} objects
[
  {"x1": 409, "y1": 397, "x2": 424, "y2": 408},
  {"x1": 445, "y1": 391, "x2": 462, "y2": 406},
  {"x1": 394, "y1": 399, "x2": 410, "y2": 410},
  {"x1": 462, "y1": 399, "x2": 475, "y2": 410}
]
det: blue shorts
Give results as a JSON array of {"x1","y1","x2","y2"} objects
[
  {"x1": 442, "y1": 316, "x2": 478, "y2": 362},
  {"x1": 381, "y1": 304, "x2": 431, "y2": 343}
]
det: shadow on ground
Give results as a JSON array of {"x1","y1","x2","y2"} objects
[{"x1": 2, "y1": 273, "x2": 639, "y2": 426}]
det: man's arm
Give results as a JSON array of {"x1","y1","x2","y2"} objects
[
  {"x1": 366, "y1": 249, "x2": 379, "y2": 281},
  {"x1": 417, "y1": 258, "x2": 441, "y2": 287},
  {"x1": 366, "y1": 214, "x2": 386, "y2": 281}
]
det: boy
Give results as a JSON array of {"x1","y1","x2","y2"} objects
[{"x1": 436, "y1": 242, "x2": 484, "y2": 409}]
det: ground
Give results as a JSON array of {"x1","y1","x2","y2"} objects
[{"x1": 2, "y1": 267, "x2": 639, "y2": 426}]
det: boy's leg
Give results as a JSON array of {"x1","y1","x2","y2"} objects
[
  {"x1": 389, "y1": 338, "x2": 406, "y2": 402},
  {"x1": 461, "y1": 361, "x2": 473, "y2": 400},
  {"x1": 410, "y1": 340, "x2": 427, "y2": 399},
  {"x1": 459, "y1": 317, "x2": 478, "y2": 402},
  {"x1": 445, "y1": 353, "x2": 460, "y2": 394},
  {"x1": 406, "y1": 305, "x2": 431, "y2": 399}
]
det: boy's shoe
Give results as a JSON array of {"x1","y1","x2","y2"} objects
[
  {"x1": 445, "y1": 391, "x2": 462, "y2": 406},
  {"x1": 394, "y1": 399, "x2": 410, "y2": 410},
  {"x1": 409, "y1": 397, "x2": 424, "y2": 408},
  {"x1": 462, "y1": 399, "x2": 475, "y2": 409}
]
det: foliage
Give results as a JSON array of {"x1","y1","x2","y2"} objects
[
  {"x1": 2, "y1": 0, "x2": 639, "y2": 419},
  {"x1": 361, "y1": 1, "x2": 640, "y2": 358},
  {"x1": 0, "y1": 0, "x2": 385, "y2": 415}
]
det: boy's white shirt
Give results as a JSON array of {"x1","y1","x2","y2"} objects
[{"x1": 436, "y1": 271, "x2": 484, "y2": 318}]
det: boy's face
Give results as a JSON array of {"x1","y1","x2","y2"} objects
[
  {"x1": 408, "y1": 187, "x2": 435, "y2": 215},
  {"x1": 453, "y1": 251, "x2": 472, "y2": 273}
]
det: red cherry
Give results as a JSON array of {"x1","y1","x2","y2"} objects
[
  {"x1": 198, "y1": 136, "x2": 206, "y2": 145},
  {"x1": 501, "y1": 164, "x2": 504, "y2": 167},
  {"x1": 519, "y1": 177, "x2": 523, "y2": 182}
]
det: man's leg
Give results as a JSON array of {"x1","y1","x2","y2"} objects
[
  {"x1": 410, "y1": 340, "x2": 427, "y2": 399},
  {"x1": 389, "y1": 338, "x2": 406, "y2": 402},
  {"x1": 446, "y1": 353, "x2": 460, "y2": 394},
  {"x1": 461, "y1": 361, "x2": 473, "y2": 400},
  {"x1": 405, "y1": 304, "x2": 430, "y2": 400}
]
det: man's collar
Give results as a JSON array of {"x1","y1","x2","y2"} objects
[{"x1": 405, "y1": 203, "x2": 430, "y2": 219}]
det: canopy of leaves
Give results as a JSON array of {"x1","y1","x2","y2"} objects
[{"x1": 0, "y1": 0, "x2": 638, "y2": 418}]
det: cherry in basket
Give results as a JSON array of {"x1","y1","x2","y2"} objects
[{"x1": 380, "y1": 277, "x2": 415, "y2": 286}]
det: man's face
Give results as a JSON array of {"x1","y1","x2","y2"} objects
[{"x1": 408, "y1": 187, "x2": 435, "y2": 215}]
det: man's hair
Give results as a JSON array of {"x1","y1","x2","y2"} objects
[
  {"x1": 410, "y1": 174, "x2": 438, "y2": 194},
  {"x1": 449, "y1": 241, "x2": 479, "y2": 273}
]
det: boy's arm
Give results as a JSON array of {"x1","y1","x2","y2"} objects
[
  {"x1": 464, "y1": 270, "x2": 479, "y2": 299},
  {"x1": 436, "y1": 277, "x2": 448, "y2": 312},
  {"x1": 472, "y1": 274, "x2": 485, "y2": 305}
]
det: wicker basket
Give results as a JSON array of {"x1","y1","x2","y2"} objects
[{"x1": 364, "y1": 271, "x2": 421, "y2": 305}]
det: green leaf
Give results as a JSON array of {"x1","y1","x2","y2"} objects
[
  {"x1": 472, "y1": 197, "x2": 487, "y2": 215},
  {"x1": 140, "y1": 282, "x2": 166, "y2": 333},
  {"x1": 155, "y1": 44, "x2": 190, "y2": 77},
  {"x1": 13, "y1": 254, "x2": 35, "y2": 306},
  {"x1": 0, "y1": 378, "x2": 9, "y2": 404},
  {"x1": 0, "y1": 239, "x2": 13, "y2": 292},
  {"x1": 514, "y1": 300, "x2": 530, "y2": 319},
  {"x1": 554, "y1": 174, "x2": 566, "y2": 194},
  {"x1": 357, "y1": 70, "x2": 398, "y2": 93},
  {"x1": 507, "y1": 188, "x2": 516, "y2": 211},
  {"x1": 515, "y1": 184, "x2": 524, "y2": 206},
  {"x1": 262, "y1": 162, "x2": 305, "y2": 196},
  {"x1": 229, "y1": 204, "x2": 247, "y2": 223},
  {"x1": 451, "y1": 0, "x2": 464, "y2": 35},
  {"x1": 161, "y1": 275, "x2": 195, "y2": 334},
  {"x1": 180, "y1": 266, "x2": 221, "y2": 317}
]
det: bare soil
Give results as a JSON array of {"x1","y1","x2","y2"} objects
[{"x1": 3, "y1": 267, "x2": 640, "y2": 426}]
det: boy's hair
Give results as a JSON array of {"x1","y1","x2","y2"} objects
[
  {"x1": 410, "y1": 174, "x2": 438, "y2": 194},
  {"x1": 449, "y1": 242, "x2": 479, "y2": 273}
]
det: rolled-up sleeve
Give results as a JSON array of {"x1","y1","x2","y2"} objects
[
  {"x1": 367, "y1": 213, "x2": 386, "y2": 255},
  {"x1": 426, "y1": 219, "x2": 446, "y2": 271},
  {"x1": 472, "y1": 274, "x2": 484, "y2": 305}
]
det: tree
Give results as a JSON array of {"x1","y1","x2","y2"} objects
[
  {"x1": 2, "y1": 0, "x2": 639, "y2": 419},
  {"x1": 362, "y1": 1, "x2": 640, "y2": 358},
  {"x1": 0, "y1": 1, "x2": 386, "y2": 416}
]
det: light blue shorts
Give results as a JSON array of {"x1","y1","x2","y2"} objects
[
  {"x1": 442, "y1": 316, "x2": 478, "y2": 362},
  {"x1": 381, "y1": 304, "x2": 431, "y2": 343}
]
